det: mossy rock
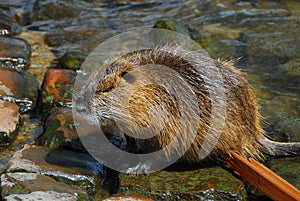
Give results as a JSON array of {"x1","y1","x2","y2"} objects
[{"x1": 120, "y1": 166, "x2": 247, "y2": 200}]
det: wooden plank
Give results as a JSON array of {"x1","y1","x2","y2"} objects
[{"x1": 224, "y1": 152, "x2": 300, "y2": 201}]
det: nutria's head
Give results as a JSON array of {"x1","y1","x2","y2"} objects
[
  {"x1": 91, "y1": 59, "x2": 184, "y2": 143},
  {"x1": 76, "y1": 48, "x2": 203, "y2": 157}
]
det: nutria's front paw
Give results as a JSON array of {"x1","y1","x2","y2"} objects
[{"x1": 126, "y1": 162, "x2": 151, "y2": 175}]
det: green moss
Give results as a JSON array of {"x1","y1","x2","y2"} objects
[
  {"x1": 12, "y1": 184, "x2": 30, "y2": 194},
  {"x1": 77, "y1": 193, "x2": 91, "y2": 201},
  {"x1": 120, "y1": 167, "x2": 246, "y2": 200},
  {"x1": 35, "y1": 119, "x2": 65, "y2": 149},
  {"x1": 154, "y1": 19, "x2": 190, "y2": 36}
]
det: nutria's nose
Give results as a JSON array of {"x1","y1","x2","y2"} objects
[
  {"x1": 75, "y1": 104, "x2": 87, "y2": 113},
  {"x1": 73, "y1": 94, "x2": 92, "y2": 114}
]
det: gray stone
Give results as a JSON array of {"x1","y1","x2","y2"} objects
[
  {"x1": 0, "y1": 68, "x2": 39, "y2": 113},
  {"x1": 1, "y1": 173, "x2": 90, "y2": 200},
  {"x1": 6, "y1": 145, "x2": 103, "y2": 194},
  {"x1": 0, "y1": 37, "x2": 30, "y2": 70},
  {"x1": 3, "y1": 191, "x2": 78, "y2": 201}
]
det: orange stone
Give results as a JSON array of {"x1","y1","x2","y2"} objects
[
  {"x1": 0, "y1": 100, "x2": 20, "y2": 145},
  {"x1": 42, "y1": 69, "x2": 76, "y2": 105}
]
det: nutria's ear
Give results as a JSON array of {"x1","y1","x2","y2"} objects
[{"x1": 121, "y1": 71, "x2": 135, "y2": 83}]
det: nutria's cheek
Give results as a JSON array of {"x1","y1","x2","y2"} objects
[{"x1": 128, "y1": 98, "x2": 151, "y2": 128}]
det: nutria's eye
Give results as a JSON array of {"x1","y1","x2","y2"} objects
[
  {"x1": 121, "y1": 71, "x2": 135, "y2": 83},
  {"x1": 102, "y1": 86, "x2": 113, "y2": 93}
]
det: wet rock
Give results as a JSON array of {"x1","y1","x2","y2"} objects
[
  {"x1": 0, "y1": 10, "x2": 21, "y2": 36},
  {"x1": 189, "y1": 24, "x2": 242, "y2": 59},
  {"x1": 247, "y1": 156, "x2": 300, "y2": 200},
  {"x1": 280, "y1": 58, "x2": 300, "y2": 78},
  {"x1": 6, "y1": 145, "x2": 104, "y2": 194},
  {"x1": 0, "y1": 68, "x2": 39, "y2": 113},
  {"x1": 202, "y1": 24, "x2": 243, "y2": 40},
  {"x1": 3, "y1": 191, "x2": 82, "y2": 201},
  {"x1": 0, "y1": 157, "x2": 10, "y2": 174},
  {"x1": 58, "y1": 51, "x2": 88, "y2": 70},
  {"x1": 0, "y1": 37, "x2": 30, "y2": 70},
  {"x1": 102, "y1": 194, "x2": 154, "y2": 201},
  {"x1": 153, "y1": 20, "x2": 190, "y2": 36},
  {"x1": 258, "y1": 92, "x2": 300, "y2": 140},
  {"x1": 238, "y1": 22, "x2": 300, "y2": 63},
  {"x1": 1, "y1": 172, "x2": 90, "y2": 200},
  {"x1": 268, "y1": 118, "x2": 300, "y2": 142},
  {"x1": 0, "y1": 100, "x2": 20, "y2": 146},
  {"x1": 0, "y1": 114, "x2": 44, "y2": 179},
  {"x1": 41, "y1": 69, "x2": 75, "y2": 107},
  {"x1": 206, "y1": 38, "x2": 239, "y2": 60},
  {"x1": 194, "y1": 0, "x2": 292, "y2": 26},
  {"x1": 119, "y1": 167, "x2": 246, "y2": 200},
  {"x1": 268, "y1": 157, "x2": 300, "y2": 189},
  {"x1": 36, "y1": 107, "x2": 84, "y2": 151},
  {"x1": 32, "y1": 1, "x2": 80, "y2": 21}
]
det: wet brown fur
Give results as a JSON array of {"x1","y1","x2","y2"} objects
[{"x1": 84, "y1": 46, "x2": 298, "y2": 163}]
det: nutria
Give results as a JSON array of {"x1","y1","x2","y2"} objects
[{"x1": 75, "y1": 45, "x2": 300, "y2": 167}]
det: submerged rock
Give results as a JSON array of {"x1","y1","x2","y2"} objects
[
  {"x1": 0, "y1": 37, "x2": 30, "y2": 70},
  {"x1": 0, "y1": 100, "x2": 20, "y2": 146},
  {"x1": 32, "y1": 1, "x2": 80, "y2": 21},
  {"x1": 280, "y1": 58, "x2": 300, "y2": 78},
  {"x1": 238, "y1": 22, "x2": 300, "y2": 63},
  {"x1": 0, "y1": 68, "x2": 39, "y2": 113},
  {"x1": 247, "y1": 157, "x2": 300, "y2": 200},
  {"x1": 41, "y1": 69, "x2": 75, "y2": 108},
  {"x1": 6, "y1": 145, "x2": 104, "y2": 194},
  {"x1": 268, "y1": 157, "x2": 300, "y2": 189},
  {"x1": 58, "y1": 51, "x2": 88, "y2": 71},
  {"x1": 119, "y1": 167, "x2": 246, "y2": 200},
  {"x1": 154, "y1": 20, "x2": 190, "y2": 36},
  {"x1": 1, "y1": 172, "x2": 90, "y2": 201},
  {"x1": 270, "y1": 118, "x2": 300, "y2": 142},
  {"x1": 36, "y1": 107, "x2": 84, "y2": 151}
]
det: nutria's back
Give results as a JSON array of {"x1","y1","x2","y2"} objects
[{"x1": 78, "y1": 45, "x2": 271, "y2": 163}]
